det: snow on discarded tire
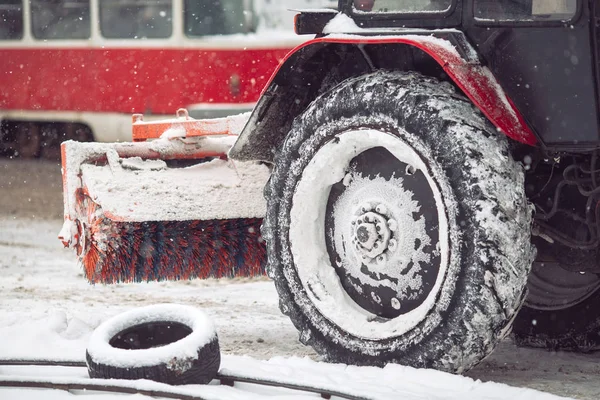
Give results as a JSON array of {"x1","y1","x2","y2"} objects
[{"x1": 86, "y1": 303, "x2": 220, "y2": 385}]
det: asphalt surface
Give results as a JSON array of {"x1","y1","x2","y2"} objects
[{"x1": 0, "y1": 158, "x2": 63, "y2": 220}]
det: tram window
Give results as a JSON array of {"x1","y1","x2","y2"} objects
[
  {"x1": 474, "y1": 0, "x2": 577, "y2": 21},
  {"x1": 184, "y1": 0, "x2": 250, "y2": 37},
  {"x1": 0, "y1": 0, "x2": 22, "y2": 40},
  {"x1": 31, "y1": 0, "x2": 90, "y2": 40},
  {"x1": 352, "y1": 0, "x2": 452, "y2": 13},
  {"x1": 100, "y1": 0, "x2": 172, "y2": 39}
]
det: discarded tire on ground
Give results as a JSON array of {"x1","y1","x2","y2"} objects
[
  {"x1": 86, "y1": 304, "x2": 220, "y2": 385},
  {"x1": 263, "y1": 70, "x2": 534, "y2": 373}
]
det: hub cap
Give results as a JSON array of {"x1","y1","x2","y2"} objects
[
  {"x1": 326, "y1": 145, "x2": 442, "y2": 319},
  {"x1": 351, "y1": 205, "x2": 394, "y2": 262}
]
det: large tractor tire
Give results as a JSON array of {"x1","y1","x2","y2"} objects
[{"x1": 262, "y1": 70, "x2": 534, "y2": 373}]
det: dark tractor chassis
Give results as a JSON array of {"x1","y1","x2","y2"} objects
[{"x1": 229, "y1": 0, "x2": 600, "y2": 371}]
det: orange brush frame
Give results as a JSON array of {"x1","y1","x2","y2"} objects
[
  {"x1": 59, "y1": 108, "x2": 249, "y2": 251},
  {"x1": 132, "y1": 108, "x2": 246, "y2": 142}
]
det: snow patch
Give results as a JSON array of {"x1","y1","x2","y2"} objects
[
  {"x1": 1, "y1": 354, "x2": 572, "y2": 400},
  {"x1": 120, "y1": 157, "x2": 166, "y2": 171},
  {"x1": 322, "y1": 13, "x2": 359, "y2": 33},
  {"x1": 80, "y1": 157, "x2": 269, "y2": 222}
]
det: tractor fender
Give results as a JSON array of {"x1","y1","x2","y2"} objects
[{"x1": 229, "y1": 33, "x2": 537, "y2": 163}]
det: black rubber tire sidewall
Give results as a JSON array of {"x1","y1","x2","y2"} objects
[
  {"x1": 86, "y1": 305, "x2": 220, "y2": 385},
  {"x1": 263, "y1": 71, "x2": 533, "y2": 373},
  {"x1": 87, "y1": 336, "x2": 220, "y2": 385}
]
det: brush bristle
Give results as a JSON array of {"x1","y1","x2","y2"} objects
[{"x1": 80, "y1": 215, "x2": 266, "y2": 284}]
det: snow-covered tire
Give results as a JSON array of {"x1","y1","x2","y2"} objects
[
  {"x1": 262, "y1": 70, "x2": 534, "y2": 373},
  {"x1": 86, "y1": 304, "x2": 220, "y2": 385}
]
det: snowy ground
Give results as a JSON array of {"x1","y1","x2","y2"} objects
[{"x1": 1, "y1": 159, "x2": 600, "y2": 399}]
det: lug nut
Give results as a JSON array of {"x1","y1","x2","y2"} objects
[
  {"x1": 376, "y1": 204, "x2": 387, "y2": 214},
  {"x1": 388, "y1": 239, "x2": 397, "y2": 251},
  {"x1": 343, "y1": 173, "x2": 353, "y2": 187},
  {"x1": 388, "y1": 219, "x2": 398, "y2": 231}
]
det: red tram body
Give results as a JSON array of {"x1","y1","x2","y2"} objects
[{"x1": 0, "y1": 0, "x2": 307, "y2": 157}]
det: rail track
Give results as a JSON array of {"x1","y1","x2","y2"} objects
[{"x1": 0, "y1": 359, "x2": 369, "y2": 400}]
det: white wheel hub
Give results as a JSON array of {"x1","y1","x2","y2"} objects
[
  {"x1": 289, "y1": 129, "x2": 450, "y2": 340},
  {"x1": 351, "y1": 204, "x2": 392, "y2": 261}
]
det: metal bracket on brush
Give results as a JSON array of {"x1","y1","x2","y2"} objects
[{"x1": 131, "y1": 108, "x2": 250, "y2": 142}]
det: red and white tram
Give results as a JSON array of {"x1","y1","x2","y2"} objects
[{"x1": 0, "y1": 0, "x2": 312, "y2": 158}]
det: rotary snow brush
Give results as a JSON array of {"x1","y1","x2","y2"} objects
[{"x1": 59, "y1": 109, "x2": 269, "y2": 284}]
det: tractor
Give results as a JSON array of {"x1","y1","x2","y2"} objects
[{"x1": 60, "y1": 0, "x2": 600, "y2": 375}]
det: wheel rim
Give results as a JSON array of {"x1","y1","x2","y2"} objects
[
  {"x1": 289, "y1": 129, "x2": 449, "y2": 340},
  {"x1": 325, "y1": 146, "x2": 442, "y2": 319},
  {"x1": 526, "y1": 261, "x2": 600, "y2": 311}
]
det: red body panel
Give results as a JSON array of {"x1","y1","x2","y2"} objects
[
  {"x1": 259, "y1": 36, "x2": 538, "y2": 146},
  {"x1": 0, "y1": 47, "x2": 290, "y2": 114}
]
